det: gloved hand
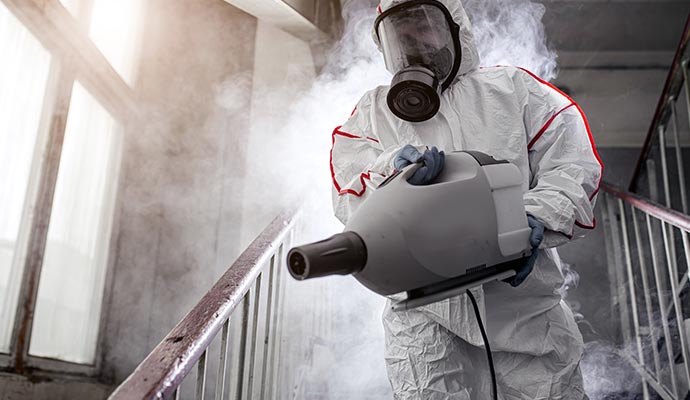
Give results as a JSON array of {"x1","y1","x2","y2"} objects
[
  {"x1": 394, "y1": 145, "x2": 445, "y2": 186},
  {"x1": 508, "y1": 215, "x2": 545, "y2": 287},
  {"x1": 394, "y1": 144, "x2": 423, "y2": 170}
]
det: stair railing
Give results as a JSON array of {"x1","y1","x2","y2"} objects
[
  {"x1": 109, "y1": 208, "x2": 305, "y2": 400},
  {"x1": 630, "y1": 15, "x2": 690, "y2": 212},
  {"x1": 602, "y1": 182, "x2": 690, "y2": 399}
]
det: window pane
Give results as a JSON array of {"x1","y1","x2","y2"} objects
[
  {"x1": 0, "y1": 3, "x2": 51, "y2": 353},
  {"x1": 89, "y1": 0, "x2": 144, "y2": 85},
  {"x1": 29, "y1": 82, "x2": 122, "y2": 364}
]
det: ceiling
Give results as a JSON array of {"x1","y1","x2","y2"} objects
[
  {"x1": 539, "y1": 0, "x2": 689, "y2": 147},
  {"x1": 541, "y1": 1, "x2": 687, "y2": 53}
]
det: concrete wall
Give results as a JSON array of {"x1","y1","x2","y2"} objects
[{"x1": 101, "y1": 0, "x2": 258, "y2": 386}]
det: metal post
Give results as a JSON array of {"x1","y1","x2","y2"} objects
[
  {"x1": 260, "y1": 258, "x2": 276, "y2": 400},
  {"x1": 683, "y1": 231, "x2": 690, "y2": 304},
  {"x1": 619, "y1": 201, "x2": 650, "y2": 397},
  {"x1": 215, "y1": 320, "x2": 230, "y2": 400},
  {"x1": 196, "y1": 350, "x2": 208, "y2": 400},
  {"x1": 670, "y1": 99, "x2": 689, "y2": 214},
  {"x1": 275, "y1": 231, "x2": 295, "y2": 399},
  {"x1": 632, "y1": 207, "x2": 663, "y2": 379},
  {"x1": 246, "y1": 273, "x2": 263, "y2": 399},
  {"x1": 234, "y1": 294, "x2": 251, "y2": 400},
  {"x1": 267, "y1": 244, "x2": 285, "y2": 400},
  {"x1": 660, "y1": 125, "x2": 672, "y2": 209},
  {"x1": 647, "y1": 214, "x2": 679, "y2": 396}
]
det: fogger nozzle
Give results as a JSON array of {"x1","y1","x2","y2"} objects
[{"x1": 287, "y1": 232, "x2": 367, "y2": 280}]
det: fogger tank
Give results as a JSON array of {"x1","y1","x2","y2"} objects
[{"x1": 287, "y1": 151, "x2": 532, "y2": 310}]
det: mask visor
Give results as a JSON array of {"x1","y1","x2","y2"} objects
[{"x1": 377, "y1": 3, "x2": 457, "y2": 84}]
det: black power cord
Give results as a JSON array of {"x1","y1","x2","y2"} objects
[{"x1": 466, "y1": 289, "x2": 498, "y2": 400}]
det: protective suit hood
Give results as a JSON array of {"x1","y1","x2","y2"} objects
[{"x1": 374, "y1": 0, "x2": 480, "y2": 80}]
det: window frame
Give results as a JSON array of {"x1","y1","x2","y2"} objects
[{"x1": 0, "y1": 0, "x2": 138, "y2": 377}]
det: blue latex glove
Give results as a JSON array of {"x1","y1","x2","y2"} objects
[
  {"x1": 508, "y1": 215, "x2": 545, "y2": 287},
  {"x1": 394, "y1": 145, "x2": 445, "y2": 186},
  {"x1": 394, "y1": 144, "x2": 423, "y2": 170}
]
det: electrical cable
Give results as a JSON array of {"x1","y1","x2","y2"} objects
[{"x1": 466, "y1": 289, "x2": 497, "y2": 400}]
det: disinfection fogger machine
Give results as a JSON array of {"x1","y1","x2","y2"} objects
[{"x1": 287, "y1": 151, "x2": 533, "y2": 310}]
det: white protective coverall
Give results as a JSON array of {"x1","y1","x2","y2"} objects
[{"x1": 329, "y1": 0, "x2": 603, "y2": 399}]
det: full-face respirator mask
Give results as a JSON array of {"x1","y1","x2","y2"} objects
[{"x1": 374, "y1": 0, "x2": 462, "y2": 122}]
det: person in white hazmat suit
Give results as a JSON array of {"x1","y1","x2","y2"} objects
[{"x1": 329, "y1": 0, "x2": 603, "y2": 398}]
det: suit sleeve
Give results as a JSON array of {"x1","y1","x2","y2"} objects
[
  {"x1": 518, "y1": 68, "x2": 604, "y2": 248},
  {"x1": 330, "y1": 93, "x2": 405, "y2": 224}
]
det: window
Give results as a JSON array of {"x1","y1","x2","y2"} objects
[
  {"x1": 29, "y1": 82, "x2": 123, "y2": 364},
  {"x1": 0, "y1": 2, "x2": 52, "y2": 354},
  {"x1": 0, "y1": 0, "x2": 142, "y2": 371}
]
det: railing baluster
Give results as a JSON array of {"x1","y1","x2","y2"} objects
[
  {"x1": 683, "y1": 231, "x2": 690, "y2": 296},
  {"x1": 260, "y1": 257, "x2": 277, "y2": 400},
  {"x1": 647, "y1": 214, "x2": 680, "y2": 396},
  {"x1": 633, "y1": 207, "x2": 663, "y2": 379},
  {"x1": 660, "y1": 125, "x2": 672, "y2": 209},
  {"x1": 215, "y1": 320, "x2": 230, "y2": 400},
  {"x1": 246, "y1": 273, "x2": 263, "y2": 399},
  {"x1": 619, "y1": 200, "x2": 650, "y2": 397},
  {"x1": 234, "y1": 294, "x2": 251, "y2": 400},
  {"x1": 670, "y1": 99, "x2": 688, "y2": 214},
  {"x1": 274, "y1": 232, "x2": 294, "y2": 399},
  {"x1": 267, "y1": 244, "x2": 285, "y2": 400},
  {"x1": 196, "y1": 350, "x2": 208, "y2": 400}
]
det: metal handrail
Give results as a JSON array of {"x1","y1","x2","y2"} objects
[
  {"x1": 630, "y1": 14, "x2": 690, "y2": 193},
  {"x1": 109, "y1": 207, "x2": 299, "y2": 400},
  {"x1": 604, "y1": 182, "x2": 690, "y2": 231}
]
